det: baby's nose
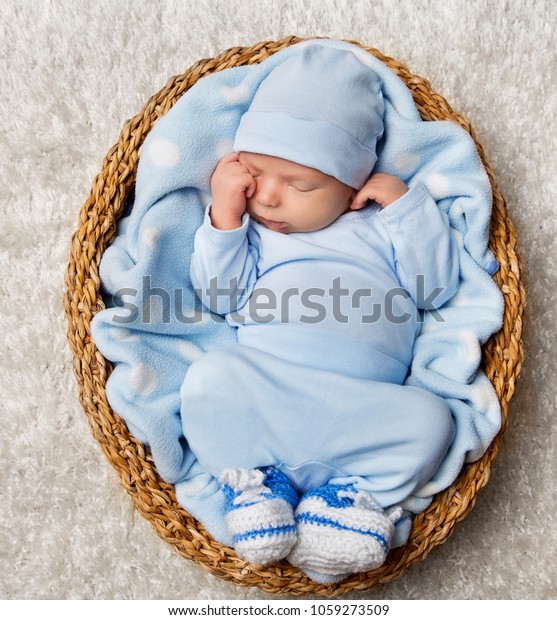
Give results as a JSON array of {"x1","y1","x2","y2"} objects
[{"x1": 255, "y1": 179, "x2": 281, "y2": 207}]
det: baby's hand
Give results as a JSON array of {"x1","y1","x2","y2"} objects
[
  {"x1": 350, "y1": 173, "x2": 409, "y2": 210},
  {"x1": 210, "y1": 153, "x2": 257, "y2": 230}
]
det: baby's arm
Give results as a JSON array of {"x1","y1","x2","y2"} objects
[
  {"x1": 190, "y1": 154, "x2": 259, "y2": 315},
  {"x1": 353, "y1": 173, "x2": 459, "y2": 309}
]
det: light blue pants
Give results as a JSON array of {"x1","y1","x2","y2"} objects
[{"x1": 181, "y1": 343, "x2": 455, "y2": 508}]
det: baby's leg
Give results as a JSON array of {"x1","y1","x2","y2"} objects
[
  {"x1": 327, "y1": 383, "x2": 456, "y2": 508},
  {"x1": 181, "y1": 346, "x2": 301, "y2": 565},
  {"x1": 286, "y1": 384, "x2": 454, "y2": 579},
  {"x1": 181, "y1": 345, "x2": 455, "y2": 508},
  {"x1": 180, "y1": 345, "x2": 284, "y2": 475},
  {"x1": 180, "y1": 345, "x2": 454, "y2": 575}
]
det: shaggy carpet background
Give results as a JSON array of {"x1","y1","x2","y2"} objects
[{"x1": 1, "y1": 0, "x2": 555, "y2": 600}]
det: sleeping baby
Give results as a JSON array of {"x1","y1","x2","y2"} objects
[{"x1": 181, "y1": 45, "x2": 459, "y2": 580}]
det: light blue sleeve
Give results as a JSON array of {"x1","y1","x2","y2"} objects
[
  {"x1": 378, "y1": 182, "x2": 460, "y2": 310},
  {"x1": 189, "y1": 206, "x2": 260, "y2": 315}
]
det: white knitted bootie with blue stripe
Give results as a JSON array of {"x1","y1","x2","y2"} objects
[
  {"x1": 287, "y1": 484, "x2": 403, "y2": 576},
  {"x1": 220, "y1": 466, "x2": 299, "y2": 566}
]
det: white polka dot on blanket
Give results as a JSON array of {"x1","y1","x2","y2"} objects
[
  {"x1": 458, "y1": 330, "x2": 479, "y2": 363},
  {"x1": 110, "y1": 327, "x2": 138, "y2": 342},
  {"x1": 426, "y1": 172, "x2": 451, "y2": 196},
  {"x1": 129, "y1": 363, "x2": 157, "y2": 396},
  {"x1": 147, "y1": 138, "x2": 180, "y2": 168},
  {"x1": 221, "y1": 83, "x2": 250, "y2": 104},
  {"x1": 178, "y1": 340, "x2": 204, "y2": 362},
  {"x1": 140, "y1": 227, "x2": 161, "y2": 249},
  {"x1": 178, "y1": 476, "x2": 211, "y2": 498},
  {"x1": 470, "y1": 380, "x2": 496, "y2": 411},
  {"x1": 393, "y1": 152, "x2": 421, "y2": 176}
]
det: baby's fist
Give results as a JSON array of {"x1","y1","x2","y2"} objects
[
  {"x1": 350, "y1": 173, "x2": 408, "y2": 210},
  {"x1": 210, "y1": 153, "x2": 257, "y2": 229}
]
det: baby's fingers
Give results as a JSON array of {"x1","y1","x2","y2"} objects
[
  {"x1": 350, "y1": 187, "x2": 374, "y2": 210},
  {"x1": 245, "y1": 175, "x2": 257, "y2": 198}
]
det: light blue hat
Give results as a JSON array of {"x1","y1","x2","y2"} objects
[{"x1": 234, "y1": 45, "x2": 385, "y2": 190}]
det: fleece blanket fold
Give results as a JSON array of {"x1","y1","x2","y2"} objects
[{"x1": 91, "y1": 39, "x2": 504, "y2": 547}]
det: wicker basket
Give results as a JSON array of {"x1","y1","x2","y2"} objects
[{"x1": 64, "y1": 36, "x2": 525, "y2": 596}]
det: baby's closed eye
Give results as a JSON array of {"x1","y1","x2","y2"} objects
[{"x1": 289, "y1": 184, "x2": 318, "y2": 192}]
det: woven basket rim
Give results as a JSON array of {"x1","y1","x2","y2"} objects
[{"x1": 63, "y1": 35, "x2": 526, "y2": 596}]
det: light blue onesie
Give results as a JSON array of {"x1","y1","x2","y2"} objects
[{"x1": 181, "y1": 181, "x2": 459, "y2": 509}]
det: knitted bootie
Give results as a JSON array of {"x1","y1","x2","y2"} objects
[
  {"x1": 287, "y1": 484, "x2": 403, "y2": 576},
  {"x1": 220, "y1": 466, "x2": 299, "y2": 566}
]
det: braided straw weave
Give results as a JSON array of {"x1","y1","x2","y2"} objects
[{"x1": 64, "y1": 36, "x2": 525, "y2": 596}]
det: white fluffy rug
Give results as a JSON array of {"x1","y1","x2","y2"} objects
[{"x1": 1, "y1": 0, "x2": 555, "y2": 600}]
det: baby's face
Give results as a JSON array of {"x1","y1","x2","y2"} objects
[{"x1": 238, "y1": 152, "x2": 356, "y2": 233}]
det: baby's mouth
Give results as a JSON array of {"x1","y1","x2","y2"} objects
[{"x1": 254, "y1": 214, "x2": 288, "y2": 231}]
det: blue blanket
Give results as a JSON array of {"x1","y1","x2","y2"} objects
[{"x1": 91, "y1": 39, "x2": 504, "y2": 548}]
